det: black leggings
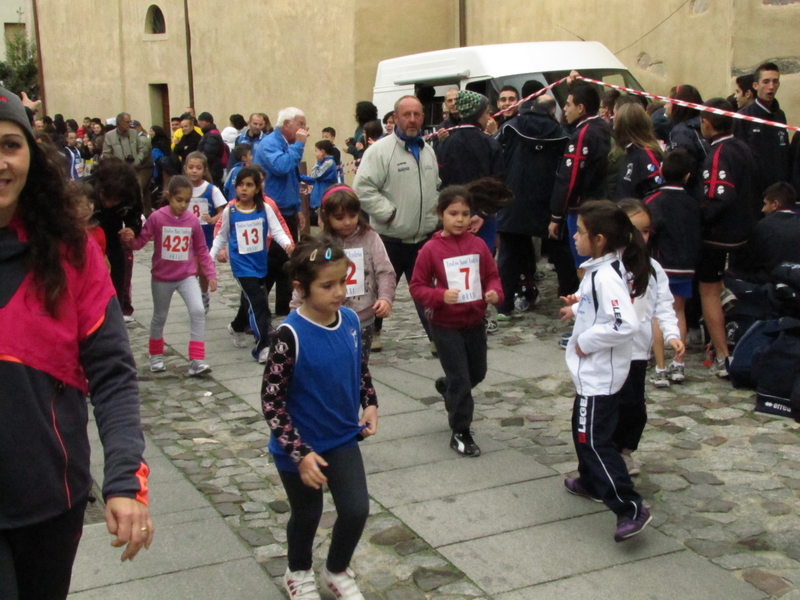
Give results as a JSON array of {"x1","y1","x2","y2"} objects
[
  {"x1": 279, "y1": 445, "x2": 369, "y2": 573},
  {"x1": 0, "y1": 499, "x2": 87, "y2": 600}
]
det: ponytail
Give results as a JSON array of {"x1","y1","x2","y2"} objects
[{"x1": 578, "y1": 200, "x2": 650, "y2": 297}]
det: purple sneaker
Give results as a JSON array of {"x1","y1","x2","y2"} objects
[
  {"x1": 614, "y1": 505, "x2": 652, "y2": 542},
  {"x1": 564, "y1": 477, "x2": 603, "y2": 503}
]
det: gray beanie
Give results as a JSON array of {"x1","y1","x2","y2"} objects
[
  {"x1": 454, "y1": 91, "x2": 489, "y2": 122},
  {"x1": 0, "y1": 87, "x2": 35, "y2": 139}
]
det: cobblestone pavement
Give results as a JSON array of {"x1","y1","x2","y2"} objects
[{"x1": 128, "y1": 250, "x2": 800, "y2": 600}]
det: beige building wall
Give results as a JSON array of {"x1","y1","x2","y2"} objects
[
  {"x1": 35, "y1": 0, "x2": 457, "y2": 164},
  {"x1": 466, "y1": 0, "x2": 800, "y2": 125},
  {"x1": 37, "y1": 0, "x2": 189, "y2": 126}
]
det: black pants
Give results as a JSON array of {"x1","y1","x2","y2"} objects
[
  {"x1": 497, "y1": 232, "x2": 538, "y2": 315},
  {"x1": 0, "y1": 499, "x2": 87, "y2": 600},
  {"x1": 279, "y1": 445, "x2": 369, "y2": 574},
  {"x1": 549, "y1": 238, "x2": 580, "y2": 296},
  {"x1": 237, "y1": 276, "x2": 272, "y2": 358},
  {"x1": 572, "y1": 393, "x2": 643, "y2": 519},
  {"x1": 613, "y1": 360, "x2": 648, "y2": 452},
  {"x1": 430, "y1": 324, "x2": 487, "y2": 433},
  {"x1": 264, "y1": 213, "x2": 299, "y2": 316},
  {"x1": 374, "y1": 237, "x2": 430, "y2": 337}
]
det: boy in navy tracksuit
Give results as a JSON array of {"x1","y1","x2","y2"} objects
[
  {"x1": 698, "y1": 98, "x2": 756, "y2": 377},
  {"x1": 733, "y1": 62, "x2": 790, "y2": 214},
  {"x1": 548, "y1": 82, "x2": 611, "y2": 292},
  {"x1": 645, "y1": 148, "x2": 702, "y2": 372},
  {"x1": 223, "y1": 144, "x2": 253, "y2": 200}
]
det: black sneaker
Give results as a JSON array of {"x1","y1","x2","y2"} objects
[
  {"x1": 435, "y1": 377, "x2": 447, "y2": 398},
  {"x1": 614, "y1": 505, "x2": 652, "y2": 542},
  {"x1": 450, "y1": 431, "x2": 481, "y2": 457}
]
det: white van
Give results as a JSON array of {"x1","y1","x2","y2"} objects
[{"x1": 372, "y1": 41, "x2": 645, "y2": 128}]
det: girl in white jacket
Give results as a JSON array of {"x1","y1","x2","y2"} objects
[
  {"x1": 613, "y1": 199, "x2": 685, "y2": 476},
  {"x1": 558, "y1": 200, "x2": 653, "y2": 543}
]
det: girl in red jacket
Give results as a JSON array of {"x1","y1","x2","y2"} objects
[{"x1": 410, "y1": 186, "x2": 503, "y2": 457}]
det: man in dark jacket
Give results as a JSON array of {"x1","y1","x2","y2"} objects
[
  {"x1": 197, "y1": 111, "x2": 226, "y2": 188},
  {"x1": 698, "y1": 98, "x2": 756, "y2": 378},
  {"x1": 435, "y1": 90, "x2": 504, "y2": 264},
  {"x1": 497, "y1": 94, "x2": 568, "y2": 309},
  {"x1": 173, "y1": 114, "x2": 201, "y2": 164},
  {"x1": 733, "y1": 62, "x2": 791, "y2": 210}
]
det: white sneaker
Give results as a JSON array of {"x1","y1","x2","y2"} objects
[
  {"x1": 187, "y1": 359, "x2": 211, "y2": 376},
  {"x1": 123, "y1": 315, "x2": 135, "y2": 324},
  {"x1": 650, "y1": 369, "x2": 670, "y2": 388},
  {"x1": 283, "y1": 568, "x2": 320, "y2": 600},
  {"x1": 149, "y1": 354, "x2": 166, "y2": 372},
  {"x1": 257, "y1": 346, "x2": 270, "y2": 364},
  {"x1": 227, "y1": 324, "x2": 249, "y2": 348},
  {"x1": 320, "y1": 566, "x2": 364, "y2": 600}
]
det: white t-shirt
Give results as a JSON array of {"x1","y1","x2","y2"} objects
[{"x1": 189, "y1": 182, "x2": 228, "y2": 221}]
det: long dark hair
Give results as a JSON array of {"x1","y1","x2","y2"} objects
[
  {"x1": 578, "y1": 200, "x2": 650, "y2": 297},
  {"x1": 150, "y1": 125, "x2": 171, "y2": 155},
  {"x1": 18, "y1": 131, "x2": 86, "y2": 315},
  {"x1": 234, "y1": 165, "x2": 265, "y2": 212},
  {"x1": 668, "y1": 84, "x2": 703, "y2": 125}
]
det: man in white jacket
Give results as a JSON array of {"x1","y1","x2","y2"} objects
[{"x1": 354, "y1": 96, "x2": 440, "y2": 352}]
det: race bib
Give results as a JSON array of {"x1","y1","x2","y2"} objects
[
  {"x1": 161, "y1": 226, "x2": 191, "y2": 261},
  {"x1": 344, "y1": 247, "x2": 365, "y2": 297},
  {"x1": 444, "y1": 254, "x2": 482, "y2": 304},
  {"x1": 235, "y1": 219, "x2": 264, "y2": 254},
  {"x1": 189, "y1": 197, "x2": 210, "y2": 220}
]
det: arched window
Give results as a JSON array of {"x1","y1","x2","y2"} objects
[{"x1": 145, "y1": 5, "x2": 166, "y2": 34}]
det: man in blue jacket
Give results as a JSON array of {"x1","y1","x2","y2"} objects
[{"x1": 253, "y1": 107, "x2": 310, "y2": 314}]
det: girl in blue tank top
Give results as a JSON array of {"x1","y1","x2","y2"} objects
[{"x1": 261, "y1": 236, "x2": 378, "y2": 600}]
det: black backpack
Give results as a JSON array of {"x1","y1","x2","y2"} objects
[{"x1": 751, "y1": 317, "x2": 800, "y2": 418}]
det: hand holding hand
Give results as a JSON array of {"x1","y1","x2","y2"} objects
[
  {"x1": 443, "y1": 289, "x2": 460, "y2": 304},
  {"x1": 299, "y1": 452, "x2": 328, "y2": 489},
  {"x1": 119, "y1": 228, "x2": 135, "y2": 245},
  {"x1": 373, "y1": 299, "x2": 392, "y2": 318}
]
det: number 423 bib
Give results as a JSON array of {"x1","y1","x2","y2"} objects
[{"x1": 444, "y1": 254, "x2": 481, "y2": 303}]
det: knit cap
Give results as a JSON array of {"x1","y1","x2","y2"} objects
[
  {"x1": 0, "y1": 87, "x2": 34, "y2": 140},
  {"x1": 454, "y1": 91, "x2": 489, "y2": 121}
]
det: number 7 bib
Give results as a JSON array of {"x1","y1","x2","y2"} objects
[
  {"x1": 162, "y1": 226, "x2": 192, "y2": 261},
  {"x1": 444, "y1": 254, "x2": 481, "y2": 303},
  {"x1": 235, "y1": 219, "x2": 264, "y2": 254}
]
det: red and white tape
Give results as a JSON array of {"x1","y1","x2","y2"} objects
[
  {"x1": 575, "y1": 75, "x2": 800, "y2": 133},
  {"x1": 423, "y1": 77, "x2": 569, "y2": 140}
]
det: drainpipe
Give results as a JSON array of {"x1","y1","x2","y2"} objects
[
  {"x1": 459, "y1": 0, "x2": 467, "y2": 47},
  {"x1": 183, "y1": 0, "x2": 195, "y2": 109},
  {"x1": 30, "y1": 0, "x2": 46, "y2": 114}
]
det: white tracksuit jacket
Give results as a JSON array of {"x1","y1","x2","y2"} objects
[
  {"x1": 566, "y1": 252, "x2": 638, "y2": 397},
  {"x1": 631, "y1": 259, "x2": 681, "y2": 361}
]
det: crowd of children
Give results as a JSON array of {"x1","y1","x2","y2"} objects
[{"x1": 36, "y1": 65, "x2": 800, "y2": 596}]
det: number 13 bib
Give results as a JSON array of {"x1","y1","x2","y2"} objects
[
  {"x1": 444, "y1": 254, "x2": 481, "y2": 303},
  {"x1": 235, "y1": 219, "x2": 264, "y2": 254}
]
